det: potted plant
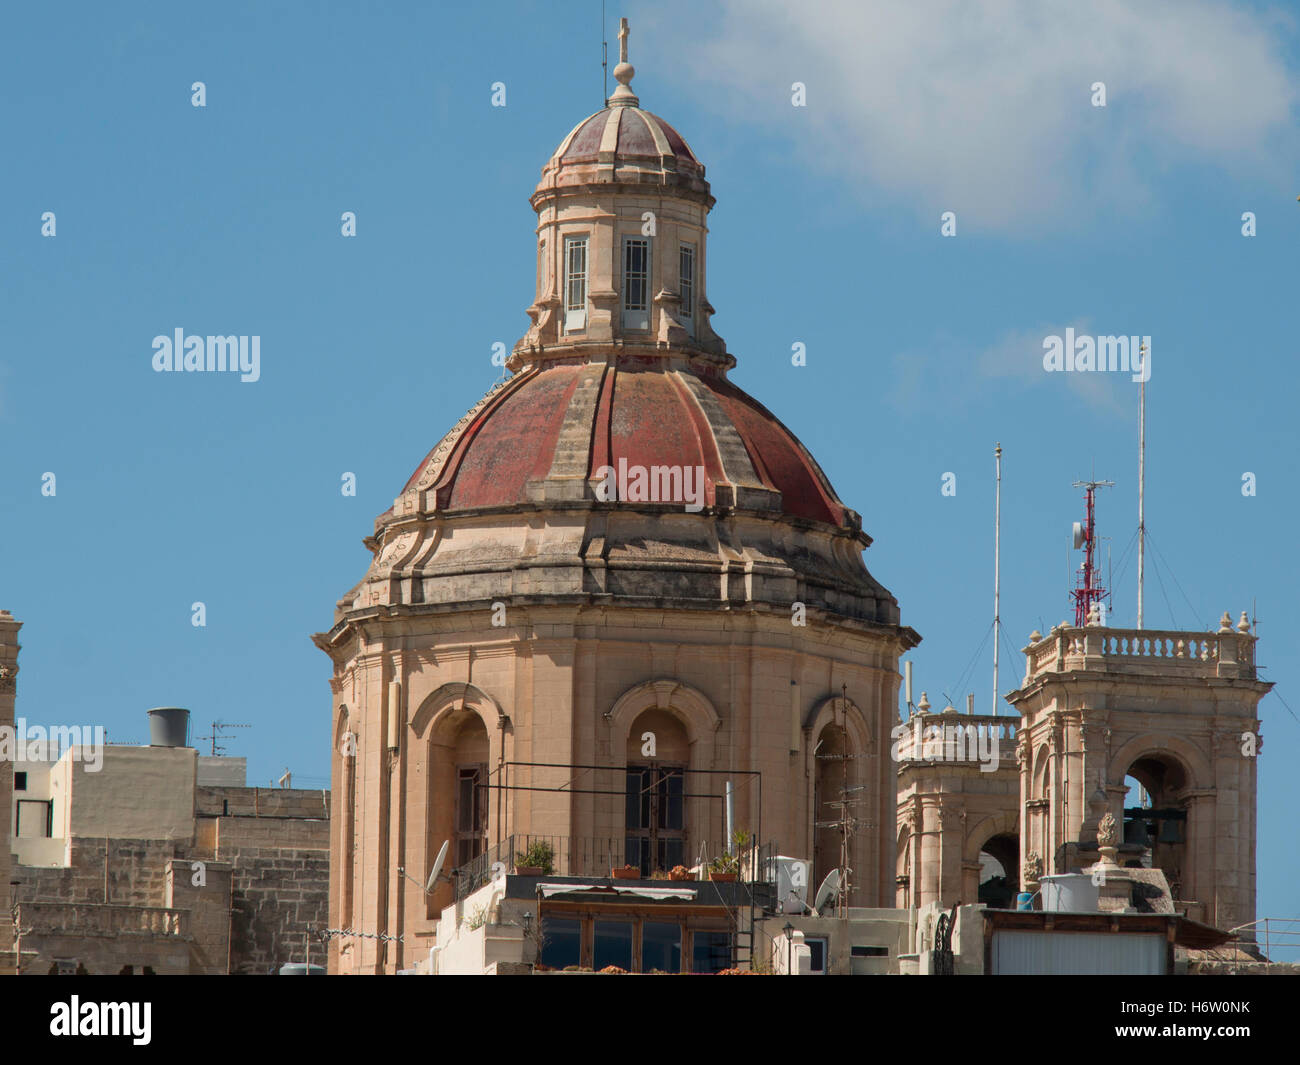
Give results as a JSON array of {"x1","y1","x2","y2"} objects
[
  {"x1": 708, "y1": 853, "x2": 739, "y2": 882},
  {"x1": 709, "y1": 829, "x2": 751, "y2": 882},
  {"x1": 611, "y1": 863, "x2": 640, "y2": 880},
  {"x1": 668, "y1": 864, "x2": 692, "y2": 881},
  {"x1": 514, "y1": 839, "x2": 555, "y2": 877}
]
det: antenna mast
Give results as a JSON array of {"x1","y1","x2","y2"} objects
[
  {"x1": 601, "y1": 1, "x2": 608, "y2": 103},
  {"x1": 1137, "y1": 340, "x2": 1147, "y2": 629},
  {"x1": 992, "y1": 443, "x2": 1002, "y2": 716},
  {"x1": 1071, "y1": 478, "x2": 1114, "y2": 626},
  {"x1": 198, "y1": 720, "x2": 252, "y2": 757}
]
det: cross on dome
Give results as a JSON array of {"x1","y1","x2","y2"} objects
[{"x1": 608, "y1": 16, "x2": 638, "y2": 107}]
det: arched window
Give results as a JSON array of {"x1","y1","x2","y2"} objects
[
  {"x1": 624, "y1": 709, "x2": 688, "y2": 876},
  {"x1": 452, "y1": 716, "x2": 489, "y2": 868}
]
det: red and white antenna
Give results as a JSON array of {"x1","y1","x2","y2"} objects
[{"x1": 1071, "y1": 478, "x2": 1114, "y2": 626}]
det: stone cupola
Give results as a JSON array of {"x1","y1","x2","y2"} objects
[{"x1": 513, "y1": 18, "x2": 728, "y2": 371}]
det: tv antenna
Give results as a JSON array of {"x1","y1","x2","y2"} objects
[
  {"x1": 813, "y1": 778, "x2": 868, "y2": 917},
  {"x1": 197, "y1": 720, "x2": 252, "y2": 757},
  {"x1": 1070, "y1": 478, "x2": 1113, "y2": 626},
  {"x1": 1136, "y1": 340, "x2": 1148, "y2": 629},
  {"x1": 992, "y1": 442, "x2": 1002, "y2": 716}
]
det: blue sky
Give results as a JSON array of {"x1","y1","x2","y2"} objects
[{"x1": 2, "y1": 2, "x2": 1296, "y2": 927}]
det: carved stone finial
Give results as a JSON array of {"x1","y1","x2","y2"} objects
[
  {"x1": 1219, "y1": 611, "x2": 1233, "y2": 633},
  {"x1": 916, "y1": 691, "x2": 930, "y2": 713},
  {"x1": 1029, "y1": 629, "x2": 1042, "y2": 643},
  {"x1": 1023, "y1": 852, "x2": 1042, "y2": 885},
  {"x1": 1238, "y1": 611, "x2": 1251, "y2": 633},
  {"x1": 1096, "y1": 810, "x2": 1118, "y2": 847},
  {"x1": 608, "y1": 17, "x2": 638, "y2": 107}
]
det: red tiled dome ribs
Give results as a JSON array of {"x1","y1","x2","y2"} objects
[{"x1": 397, "y1": 361, "x2": 856, "y2": 531}]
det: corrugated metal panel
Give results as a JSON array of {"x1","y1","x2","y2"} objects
[{"x1": 992, "y1": 931, "x2": 1165, "y2": 975}]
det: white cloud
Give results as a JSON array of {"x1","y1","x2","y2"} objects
[
  {"x1": 653, "y1": 0, "x2": 1298, "y2": 231},
  {"x1": 886, "y1": 320, "x2": 1137, "y2": 415}
]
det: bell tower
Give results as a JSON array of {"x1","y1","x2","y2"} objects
[{"x1": 1007, "y1": 609, "x2": 1270, "y2": 937}]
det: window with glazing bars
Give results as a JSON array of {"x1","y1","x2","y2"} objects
[
  {"x1": 455, "y1": 764, "x2": 487, "y2": 867},
  {"x1": 625, "y1": 765, "x2": 685, "y2": 875},
  {"x1": 678, "y1": 244, "x2": 695, "y2": 318},
  {"x1": 564, "y1": 237, "x2": 588, "y2": 329},
  {"x1": 623, "y1": 238, "x2": 649, "y2": 325}
]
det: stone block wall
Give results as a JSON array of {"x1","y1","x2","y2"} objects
[
  {"x1": 223, "y1": 845, "x2": 331, "y2": 974},
  {"x1": 197, "y1": 786, "x2": 330, "y2": 820},
  {"x1": 12, "y1": 790, "x2": 329, "y2": 974}
]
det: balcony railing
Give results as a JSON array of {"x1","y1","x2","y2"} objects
[
  {"x1": 897, "y1": 713, "x2": 1018, "y2": 766},
  {"x1": 14, "y1": 902, "x2": 186, "y2": 938},
  {"x1": 1023, "y1": 624, "x2": 1259, "y2": 683},
  {"x1": 454, "y1": 834, "x2": 775, "y2": 901}
]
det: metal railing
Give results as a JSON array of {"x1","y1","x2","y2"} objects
[
  {"x1": 454, "y1": 834, "x2": 778, "y2": 901},
  {"x1": 1226, "y1": 918, "x2": 1300, "y2": 964}
]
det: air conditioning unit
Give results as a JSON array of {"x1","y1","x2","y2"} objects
[{"x1": 771, "y1": 856, "x2": 811, "y2": 914}]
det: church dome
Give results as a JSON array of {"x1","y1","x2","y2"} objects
[
  {"x1": 395, "y1": 360, "x2": 857, "y2": 529},
  {"x1": 335, "y1": 18, "x2": 905, "y2": 632},
  {"x1": 539, "y1": 105, "x2": 709, "y2": 199},
  {"x1": 531, "y1": 21, "x2": 710, "y2": 204}
]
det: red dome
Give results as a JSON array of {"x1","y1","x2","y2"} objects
[
  {"x1": 399, "y1": 361, "x2": 854, "y2": 529},
  {"x1": 554, "y1": 106, "x2": 702, "y2": 171}
]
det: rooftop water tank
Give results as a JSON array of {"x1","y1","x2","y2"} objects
[
  {"x1": 1039, "y1": 873, "x2": 1099, "y2": 913},
  {"x1": 147, "y1": 707, "x2": 190, "y2": 748}
]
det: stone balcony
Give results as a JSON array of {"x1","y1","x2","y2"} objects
[
  {"x1": 1021, "y1": 613, "x2": 1259, "y2": 683},
  {"x1": 896, "y1": 713, "x2": 1018, "y2": 767},
  {"x1": 14, "y1": 902, "x2": 187, "y2": 938}
]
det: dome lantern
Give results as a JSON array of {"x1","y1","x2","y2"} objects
[{"x1": 513, "y1": 19, "x2": 727, "y2": 372}]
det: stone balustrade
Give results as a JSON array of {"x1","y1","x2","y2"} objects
[
  {"x1": 14, "y1": 902, "x2": 186, "y2": 938},
  {"x1": 1022, "y1": 621, "x2": 1258, "y2": 683},
  {"x1": 897, "y1": 713, "x2": 1018, "y2": 765}
]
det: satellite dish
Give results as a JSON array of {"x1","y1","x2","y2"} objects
[
  {"x1": 1072, "y1": 522, "x2": 1085, "y2": 550},
  {"x1": 426, "y1": 840, "x2": 450, "y2": 894},
  {"x1": 812, "y1": 869, "x2": 841, "y2": 915}
]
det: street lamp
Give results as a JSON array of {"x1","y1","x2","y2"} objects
[{"x1": 783, "y1": 922, "x2": 794, "y2": 975}]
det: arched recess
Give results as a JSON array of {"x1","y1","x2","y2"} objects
[
  {"x1": 607, "y1": 679, "x2": 721, "y2": 859},
  {"x1": 964, "y1": 810, "x2": 1020, "y2": 909},
  {"x1": 803, "y1": 694, "x2": 875, "y2": 904},
  {"x1": 410, "y1": 683, "x2": 506, "y2": 918},
  {"x1": 606, "y1": 679, "x2": 721, "y2": 757},
  {"x1": 895, "y1": 822, "x2": 913, "y2": 908},
  {"x1": 1107, "y1": 735, "x2": 1207, "y2": 903},
  {"x1": 1031, "y1": 743, "x2": 1052, "y2": 799},
  {"x1": 1105, "y1": 733, "x2": 1211, "y2": 796}
]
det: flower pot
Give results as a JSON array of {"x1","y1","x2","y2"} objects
[
  {"x1": 668, "y1": 870, "x2": 692, "y2": 882},
  {"x1": 515, "y1": 865, "x2": 543, "y2": 877},
  {"x1": 709, "y1": 872, "x2": 738, "y2": 883},
  {"x1": 611, "y1": 866, "x2": 640, "y2": 880}
]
